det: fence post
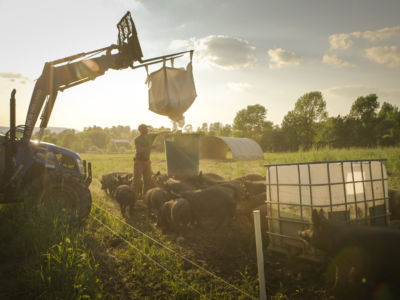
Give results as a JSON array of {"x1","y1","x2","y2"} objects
[{"x1": 253, "y1": 209, "x2": 267, "y2": 300}]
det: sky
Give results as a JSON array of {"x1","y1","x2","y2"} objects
[{"x1": 1, "y1": 0, "x2": 400, "y2": 131}]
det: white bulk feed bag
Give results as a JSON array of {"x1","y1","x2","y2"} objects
[{"x1": 145, "y1": 52, "x2": 197, "y2": 125}]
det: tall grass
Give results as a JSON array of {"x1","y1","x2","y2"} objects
[
  {"x1": 83, "y1": 146, "x2": 400, "y2": 188},
  {"x1": 0, "y1": 204, "x2": 102, "y2": 299}
]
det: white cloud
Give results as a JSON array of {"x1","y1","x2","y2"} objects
[
  {"x1": 322, "y1": 54, "x2": 353, "y2": 68},
  {"x1": 329, "y1": 33, "x2": 354, "y2": 50},
  {"x1": 323, "y1": 85, "x2": 378, "y2": 99},
  {"x1": 0, "y1": 72, "x2": 32, "y2": 84},
  {"x1": 267, "y1": 48, "x2": 301, "y2": 69},
  {"x1": 169, "y1": 35, "x2": 256, "y2": 70},
  {"x1": 365, "y1": 46, "x2": 400, "y2": 68},
  {"x1": 328, "y1": 26, "x2": 400, "y2": 50},
  {"x1": 361, "y1": 26, "x2": 400, "y2": 42},
  {"x1": 227, "y1": 82, "x2": 252, "y2": 92}
]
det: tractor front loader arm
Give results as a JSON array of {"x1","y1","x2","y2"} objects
[{"x1": 22, "y1": 11, "x2": 191, "y2": 143}]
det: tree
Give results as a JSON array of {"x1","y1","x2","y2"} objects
[
  {"x1": 233, "y1": 104, "x2": 269, "y2": 142},
  {"x1": 281, "y1": 91, "x2": 327, "y2": 150},
  {"x1": 349, "y1": 94, "x2": 380, "y2": 146},
  {"x1": 208, "y1": 122, "x2": 223, "y2": 136},
  {"x1": 377, "y1": 102, "x2": 400, "y2": 146},
  {"x1": 220, "y1": 124, "x2": 232, "y2": 137},
  {"x1": 349, "y1": 94, "x2": 379, "y2": 121},
  {"x1": 82, "y1": 126, "x2": 109, "y2": 150},
  {"x1": 200, "y1": 123, "x2": 208, "y2": 133}
]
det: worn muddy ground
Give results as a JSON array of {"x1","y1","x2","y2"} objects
[{"x1": 92, "y1": 195, "x2": 335, "y2": 299}]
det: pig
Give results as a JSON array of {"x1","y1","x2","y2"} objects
[
  {"x1": 216, "y1": 181, "x2": 246, "y2": 203},
  {"x1": 101, "y1": 172, "x2": 118, "y2": 195},
  {"x1": 197, "y1": 171, "x2": 226, "y2": 187},
  {"x1": 101, "y1": 172, "x2": 132, "y2": 196},
  {"x1": 151, "y1": 171, "x2": 169, "y2": 188},
  {"x1": 172, "y1": 174, "x2": 203, "y2": 189},
  {"x1": 157, "y1": 198, "x2": 191, "y2": 233},
  {"x1": 144, "y1": 187, "x2": 171, "y2": 221},
  {"x1": 241, "y1": 180, "x2": 266, "y2": 197},
  {"x1": 299, "y1": 209, "x2": 400, "y2": 297},
  {"x1": 157, "y1": 200, "x2": 174, "y2": 232},
  {"x1": 233, "y1": 174, "x2": 266, "y2": 182},
  {"x1": 116, "y1": 173, "x2": 133, "y2": 186},
  {"x1": 200, "y1": 172, "x2": 225, "y2": 182},
  {"x1": 389, "y1": 189, "x2": 400, "y2": 220},
  {"x1": 180, "y1": 185, "x2": 236, "y2": 228},
  {"x1": 115, "y1": 184, "x2": 136, "y2": 218},
  {"x1": 162, "y1": 178, "x2": 195, "y2": 194},
  {"x1": 235, "y1": 192, "x2": 267, "y2": 218}
]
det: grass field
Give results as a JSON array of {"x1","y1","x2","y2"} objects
[{"x1": 1, "y1": 147, "x2": 400, "y2": 299}]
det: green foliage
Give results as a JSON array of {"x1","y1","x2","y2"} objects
[
  {"x1": 349, "y1": 94, "x2": 379, "y2": 121},
  {"x1": 0, "y1": 205, "x2": 102, "y2": 299},
  {"x1": 39, "y1": 91, "x2": 400, "y2": 153},
  {"x1": 233, "y1": 104, "x2": 268, "y2": 137},
  {"x1": 282, "y1": 91, "x2": 327, "y2": 150}
]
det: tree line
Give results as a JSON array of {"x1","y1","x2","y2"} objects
[
  {"x1": 230, "y1": 92, "x2": 400, "y2": 151},
  {"x1": 38, "y1": 91, "x2": 400, "y2": 153}
]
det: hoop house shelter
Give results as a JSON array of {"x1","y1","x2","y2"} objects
[{"x1": 200, "y1": 136, "x2": 263, "y2": 160}]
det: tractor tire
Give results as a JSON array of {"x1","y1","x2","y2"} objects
[{"x1": 24, "y1": 173, "x2": 92, "y2": 224}]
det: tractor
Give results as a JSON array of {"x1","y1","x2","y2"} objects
[{"x1": 0, "y1": 12, "x2": 189, "y2": 222}]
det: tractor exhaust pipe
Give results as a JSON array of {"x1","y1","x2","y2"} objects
[{"x1": 10, "y1": 89, "x2": 16, "y2": 144}]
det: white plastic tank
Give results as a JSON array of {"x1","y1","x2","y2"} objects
[{"x1": 264, "y1": 160, "x2": 389, "y2": 259}]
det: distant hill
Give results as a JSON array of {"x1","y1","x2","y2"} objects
[{"x1": 0, "y1": 127, "x2": 78, "y2": 134}]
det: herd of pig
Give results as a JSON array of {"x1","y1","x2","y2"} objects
[
  {"x1": 101, "y1": 171, "x2": 400, "y2": 298},
  {"x1": 100, "y1": 171, "x2": 268, "y2": 233}
]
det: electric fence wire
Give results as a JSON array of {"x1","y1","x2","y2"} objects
[
  {"x1": 91, "y1": 214, "x2": 206, "y2": 299},
  {"x1": 92, "y1": 202, "x2": 258, "y2": 300}
]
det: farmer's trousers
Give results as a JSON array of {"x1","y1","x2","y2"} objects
[{"x1": 133, "y1": 159, "x2": 152, "y2": 198}]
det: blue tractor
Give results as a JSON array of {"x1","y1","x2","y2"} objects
[{"x1": 0, "y1": 12, "x2": 187, "y2": 222}]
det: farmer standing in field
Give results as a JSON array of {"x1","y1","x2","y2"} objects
[{"x1": 133, "y1": 124, "x2": 170, "y2": 198}]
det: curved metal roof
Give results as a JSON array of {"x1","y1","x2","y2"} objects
[{"x1": 200, "y1": 136, "x2": 263, "y2": 160}]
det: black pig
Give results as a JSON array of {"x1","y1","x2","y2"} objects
[
  {"x1": 115, "y1": 184, "x2": 136, "y2": 218},
  {"x1": 299, "y1": 209, "x2": 400, "y2": 297},
  {"x1": 389, "y1": 189, "x2": 400, "y2": 220},
  {"x1": 144, "y1": 187, "x2": 171, "y2": 221},
  {"x1": 180, "y1": 185, "x2": 236, "y2": 228}
]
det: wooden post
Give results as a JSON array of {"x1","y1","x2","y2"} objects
[{"x1": 253, "y1": 209, "x2": 267, "y2": 300}]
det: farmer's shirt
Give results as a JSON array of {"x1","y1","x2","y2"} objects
[{"x1": 134, "y1": 133, "x2": 157, "y2": 161}]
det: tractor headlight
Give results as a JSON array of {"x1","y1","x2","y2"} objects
[{"x1": 77, "y1": 159, "x2": 85, "y2": 175}]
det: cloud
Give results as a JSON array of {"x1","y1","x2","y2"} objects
[
  {"x1": 359, "y1": 26, "x2": 400, "y2": 42},
  {"x1": 328, "y1": 26, "x2": 400, "y2": 50},
  {"x1": 322, "y1": 54, "x2": 353, "y2": 68},
  {"x1": 227, "y1": 82, "x2": 252, "y2": 92},
  {"x1": 169, "y1": 35, "x2": 256, "y2": 70},
  {"x1": 323, "y1": 85, "x2": 378, "y2": 98},
  {"x1": 0, "y1": 72, "x2": 32, "y2": 84},
  {"x1": 364, "y1": 46, "x2": 400, "y2": 68},
  {"x1": 329, "y1": 33, "x2": 354, "y2": 50},
  {"x1": 323, "y1": 85, "x2": 400, "y2": 102},
  {"x1": 267, "y1": 48, "x2": 301, "y2": 69}
]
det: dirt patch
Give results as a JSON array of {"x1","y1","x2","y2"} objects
[{"x1": 99, "y1": 199, "x2": 336, "y2": 299}]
